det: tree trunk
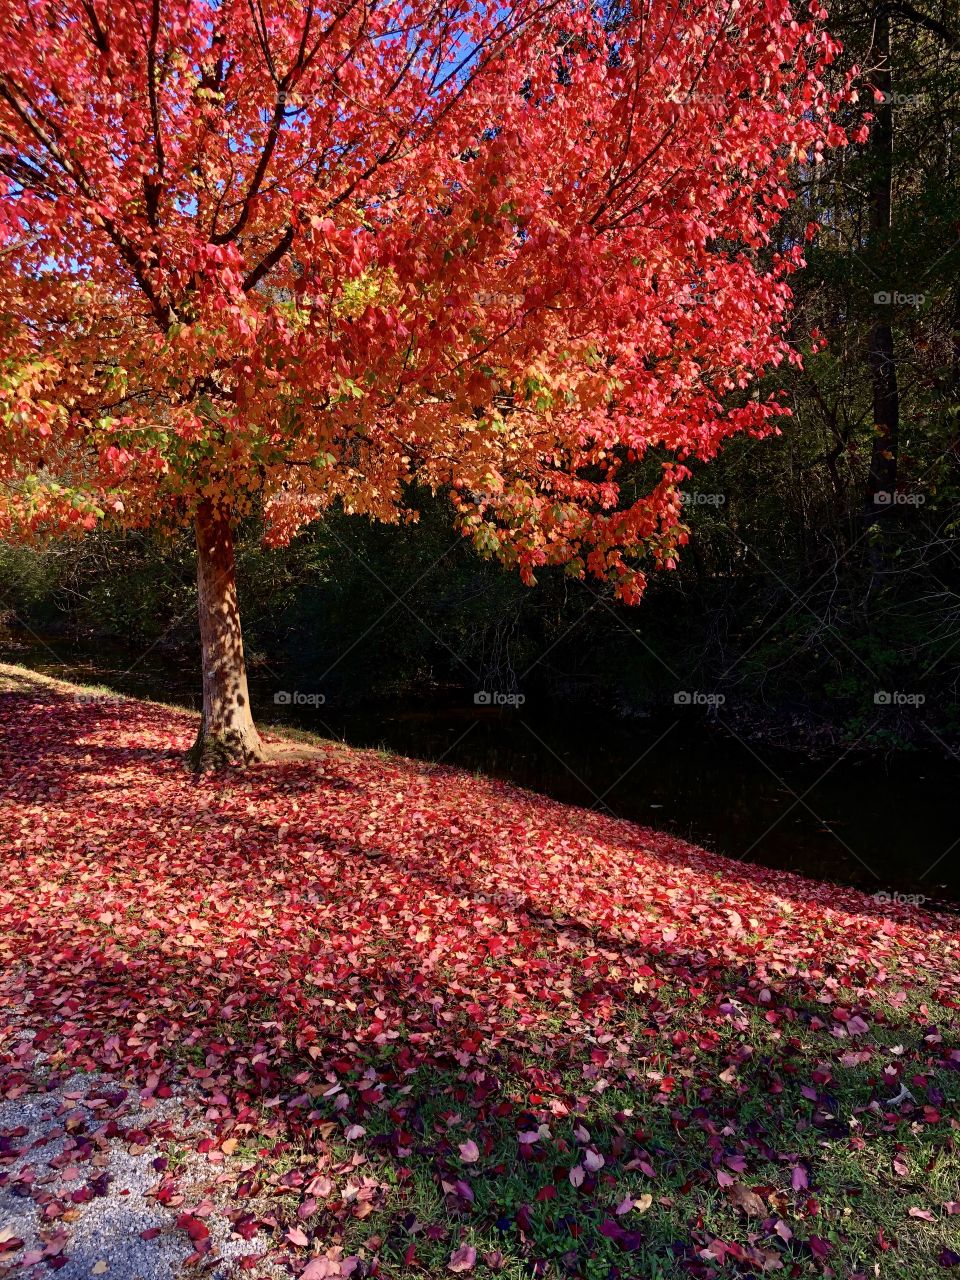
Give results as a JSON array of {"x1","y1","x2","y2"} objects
[
  {"x1": 866, "y1": 320, "x2": 899, "y2": 503},
  {"x1": 862, "y1": 7, "x2": 899, "y2": 565},
  {"x1": 189, "y1": 499, "x2": 265, "y2": 769}
]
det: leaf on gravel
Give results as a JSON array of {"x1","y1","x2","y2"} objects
[{"x1": 176, "y1": 1213, "x2": 209, "y2": 1242}]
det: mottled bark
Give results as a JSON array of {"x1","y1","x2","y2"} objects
[{"x1": 189, "y1": 499, "x2": 264, "y2": 769}]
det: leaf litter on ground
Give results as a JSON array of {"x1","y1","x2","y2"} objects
[{"x1": 1, "y1": 665, "x2": 960, "y2": 1278}]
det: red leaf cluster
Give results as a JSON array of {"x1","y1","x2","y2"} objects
[{"x1": 0, "y1": 0, "x2": 855, "y2": 600}]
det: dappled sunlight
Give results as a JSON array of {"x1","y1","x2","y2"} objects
[{"x1": 2, "y1": 673, "x2": 960, "y2": 1278}]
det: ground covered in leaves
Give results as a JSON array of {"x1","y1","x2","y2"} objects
[{"x1": 1, "y1": 664, "x2": 959, "y2": 1280}]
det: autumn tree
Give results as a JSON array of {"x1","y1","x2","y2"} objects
[{"x1": 0, "y1": 0, "x2": 853, "y2": 764}]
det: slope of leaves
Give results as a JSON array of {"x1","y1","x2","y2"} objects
[{"x1": 1, "y1": 665, "x2": 959, "y2": 1279}]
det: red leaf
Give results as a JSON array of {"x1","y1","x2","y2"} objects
[{"x1": 448, "y1": 1245, "x2": 477, "y2": 1273}]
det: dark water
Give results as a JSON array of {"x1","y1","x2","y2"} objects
[{"x1": 3, "y1": 631, "x2": 959, "y2": 905}]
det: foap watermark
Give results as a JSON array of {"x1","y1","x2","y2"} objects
[
  {"x1": 667, "y1": 90, "x2": 730, "y2": 107},
  {"x1": 674, "y1": 690, "x2": 726, "y2": 707},
  {"x1": 474, "y1": 690, "x2": 526, "y2": 708},
  {"x1": 474, "y1": 290, "x2": 524, "y2": 307},
  {"x1": 73, "y1": 691, "x2": 124, "y2": 706},
  {"x1": 465, "y1": 487, "x2": 502, "y2": 505},
  {"x1": 876, "y1": 90, "x2": 927, "y2": 107},
  {"x1": 679, "y1": 491, "x2": 725, "y2": 507},
  {"x1": 874, "y1": 690, "x2": 925, "y2": 706},
  {"x1": 274, "y1": 690, "x2": 326, "y2": 708},
  {"x1": 472, "y1": 889, "x2": 529, "y2": 909},
  {"x1": 873, "y1": 490, "x2": 925, "y2": 507},
  {"x1": 873, "y1": 290, "x2": 925, "y2": 308},
  {"x1": 873, "y1": 890, "x2": 928, "y2": 907}
]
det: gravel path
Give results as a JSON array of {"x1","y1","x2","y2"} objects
[{"x1": 0, "y1": 1063, "x2": 279, "y2": 1279}]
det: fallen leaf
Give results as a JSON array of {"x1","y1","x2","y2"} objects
[
  {"x1": 448, "y1": 1244, "x2": 477, "y2": 1273},
  {"x1": 727, "y1": 1183, "x2": 766, "y2": 1217}
]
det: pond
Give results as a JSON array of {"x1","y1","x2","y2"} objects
[{"x1": 3, "y1": 628, "x2": 958, "y2": 907}]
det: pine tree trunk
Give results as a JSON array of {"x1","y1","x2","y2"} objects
[
  {"x1": 862, "y1": 8, "x2": 899, "y2": 570},
  {"x1": 189, "y1": 499, "x2": 265, "y2": 769}
]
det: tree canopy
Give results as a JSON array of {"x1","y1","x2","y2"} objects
[{"x1": 1, "y1": 0, "x2": 854, "y2": 603}]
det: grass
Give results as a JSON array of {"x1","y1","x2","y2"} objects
[{"x1": 232, "y1": 1008, "x2": 960, "y2": 1278}]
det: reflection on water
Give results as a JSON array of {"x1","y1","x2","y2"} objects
[{"x1": 3, "y1": 633, "x2": 959, "y2": 904}]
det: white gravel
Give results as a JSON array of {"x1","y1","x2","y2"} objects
[{"x1": 0, "y1": 1069, "x2": 281, "y2": 1279}]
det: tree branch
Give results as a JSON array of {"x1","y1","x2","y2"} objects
[
  {"x1": 888, "y1": 1, "x2": 956, "y2": 41},
  {"x1": 144, "y1": 0, "x2": 166, "y2": 228},
  {"x1": 242, "y1": 223, "x2": 295, "y2": 291}
]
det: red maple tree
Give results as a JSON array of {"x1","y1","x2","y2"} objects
[{"x1": 0, "y1": 0, "x2": 853, "y2": 763}]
